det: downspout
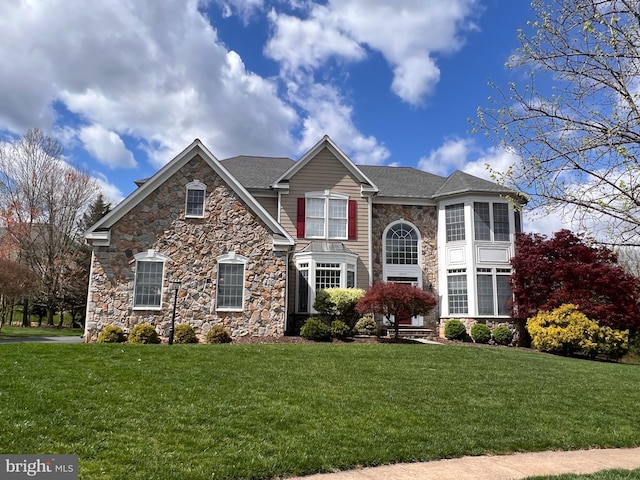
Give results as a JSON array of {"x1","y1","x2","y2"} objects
[{"x1": 368, "y1": 196, "x2": 373, "y2": 285}]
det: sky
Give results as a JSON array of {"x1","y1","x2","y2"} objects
[{"x1": 0, "y1": 0, "x2": 562, "y2": 234}]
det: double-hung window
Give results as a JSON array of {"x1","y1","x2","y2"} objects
[
  {"x1": 305, "y1": 192, "x2": 348, "y2": 239},
  {"x1": 473, "y1": 202, "x2": 510, "y2": 242},
  {"x1": 447, "y1": 269, "x2": 468, "y2": 315},
  {"x1": 133, "y1": 250, "x2": 169, "y2": 309},
  {"x1": 299, "y1": 192, "x2": 354, "y2": 240},
  {"x1": 445, "y1": 203, "x2": 466, "y2": 242},
  {"x1": 185, "y1": 180, "x2": 206, "y2": 218},
  {"x1": 477, "y1": 268, "x2": 512, "y2": 316},
  {"x1": 216, "y1": 252, "x2": 247, "y2": 311}
]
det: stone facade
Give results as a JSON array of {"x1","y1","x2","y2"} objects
[
  {"x1": 371, "y1": 203, "x2": 440, "y2": 330},
  {"x1": 85, "y1": 154, "x2": 288, "y2": 342}
]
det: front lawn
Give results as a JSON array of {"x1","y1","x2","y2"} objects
[{"x1": 0, "y1": 343, "x2": 638, "y2": 479}]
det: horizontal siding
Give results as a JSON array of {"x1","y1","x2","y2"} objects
[
  {"x1": 281, "y1": 147, "x2": 371, "y2": 311},
  {"x1": 254, "y1": 195, "x2": 278, "y2": 220}
]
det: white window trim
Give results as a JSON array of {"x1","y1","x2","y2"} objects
[
  {"x1": 295, "y1": 251, "x2": 357, "y2": 314},
  {"x1": 133, "y1": 249, "x2": 170, "y2": 311},
  {"x1": 476, "y1": 268, "x2": 512, "y2": 317},
  {"x1": 215, "y1": 252, "x2": 248, "y2": 312},
  {"x1": 305, "y1": 191, "x2": 349, "y2": 240},
  {"x1": 185, "y1": 179, "x2": 207, "y2": 218},
  {"x1": 473, "y1": 201, "x2": 511, "y2": 243}
]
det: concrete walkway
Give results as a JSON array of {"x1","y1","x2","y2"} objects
[{"x1": 295, "y1": 447, "x2": 640, "y2": 480}]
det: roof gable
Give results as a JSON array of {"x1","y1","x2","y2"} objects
[
  {"x1": 85, "y1": 139, "x2": 294, "y2": 247},
  {"x1": 272, "y1": 135, "x2": 378, "y2": 195}
]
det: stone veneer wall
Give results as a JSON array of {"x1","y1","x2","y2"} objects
[
  {"x1": 371, "y1": 204, "x2": 439, "y2": 330},
  {"x1": 85, "y1": 154, "x2": 288, "y2": 342}
]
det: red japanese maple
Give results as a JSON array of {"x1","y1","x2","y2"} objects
[
  {"x1": 356, "y1": 282, "x2": 437, "y2": 339},
  {"x1": 511, "y1": 229, "x2": 640, "y2": 330}
]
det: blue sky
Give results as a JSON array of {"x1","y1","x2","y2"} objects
[{"x1": 0, "y1": 0, "x2": 558, "y2": 233}]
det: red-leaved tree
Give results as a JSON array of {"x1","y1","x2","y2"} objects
[
  {"x1": 356, "y1": 282, "x2": 437, "y2": 339},
  {"x1": 511, "y1": 230, "x2": 640, "y2": 330}
]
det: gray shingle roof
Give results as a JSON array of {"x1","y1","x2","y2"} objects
[
  {"x1": 221, "y1": 156, "x2": 294, "y2": 189},
  {"x1": 433, "y1": 170, "x2": 514, "y2": 198},
  {"x1": 359, "y1": 165, "x2": 447, "y2": 198}
]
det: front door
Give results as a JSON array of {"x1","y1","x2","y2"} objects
[{"x1": 386, "y1": 276, "x2": 420, "y2": 326}]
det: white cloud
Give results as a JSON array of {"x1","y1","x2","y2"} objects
[
  {"x1": 93, "y1": 173, "x2": 125, "y2": 206},
  {"x1": 79, "y1": 125, "x2": 136, "y2": 169},
  {"x1": 0, "y1": 0, "x2": 297, "y2": 168},
  {"x1": 417, "y1": 137, "x2": 473, "y2": 176},
  {"x1": 464, "y1": 145, "x2": 519, "y2": 181},
  {"x1": 266, "y1": 0, "x2": 479, "y2": 105}
]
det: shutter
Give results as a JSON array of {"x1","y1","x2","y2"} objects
[
  {"x1": 348, "y1": 200, "x2": 357, "y2": 240},
  {"x1": 297, "y1": 198, "x2": 305, "y2": 238}
]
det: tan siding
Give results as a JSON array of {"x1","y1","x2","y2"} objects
[
  {"x1": 280, "y1": 147, "x2": 371, "y2": 312},
  {"x1": 254, "y1": 195, "x2": 278, "y2": 219}
]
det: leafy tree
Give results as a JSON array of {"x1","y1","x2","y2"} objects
[
  {"x1": 0, "y1": 128, "x2": 98, "y2": 325},
  {"x1": 475, "y1": 0, "x2": 640, "y2": 245},
  {"x1": 356, "y1": 282, "x2": 437, "y2": 340},
  {"x1": 511, "y1": 229, "x2": 640, "y2": 331}
]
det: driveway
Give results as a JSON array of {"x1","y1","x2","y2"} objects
[{"x1": 0, "y1": 336, "x2": 84, "y2": 344}]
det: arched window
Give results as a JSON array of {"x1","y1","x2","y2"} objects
[
  {"x1": 185, "y1": 180, "x2": 206, "y2": 218},
  {"x1": 385, "y1": 222, "x2": 419, "y2": 265}
]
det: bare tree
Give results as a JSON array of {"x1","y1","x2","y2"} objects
[
  {"x1": 475, "y1": 0, "x2": 640, "y2": 245},
  {"x1": 0, "y1": 128, "x2": 98, "y2": 325}
]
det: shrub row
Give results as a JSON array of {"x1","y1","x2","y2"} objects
[
  {"x1": 97, "y1": 324, "x2": 232, "y2": 344},
  {"x1": 444, "y1": 319, "x2": 514, "y2": 345},
  {"x1": 300, "y1": 316, "x2": 378, "y2": 341}
]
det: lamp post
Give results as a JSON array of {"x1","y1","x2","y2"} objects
[{"x1": 169, "y1": 280, "x2": 181, "y2": 345}]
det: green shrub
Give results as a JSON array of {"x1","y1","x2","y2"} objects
[
  {"x1": 313, "y1": 288, "x2": 365, "y2": 328},
  {"x1": 527, "y1": 304, "x2": 629, "y2": 359},
  {"x1": 444, "y1": 319, "x2": 467, "y2": 341},
  {"x1": 300, "y1": 317, "x2": 332, "y2": 342},
  {"x1": 206, "y1": 325, "x2": 232, "y2": 344},
  {"x1": 174, "y1": 324, "x2": 198, "y2": 344},
  {"x1": 354, "y1": 317, "x2": 378, "y2": 336},
  {"x1": 97, "y1": 325, "x2": 125, "y2": 343},
  {"x1": 330, "y1": 320, "x2": 351, "y2": 339},
  {"x1": 128, "y1": 324, "x2": 161, "y2": 344},
  {"x1": 492, "y1": 325, "x2": 514, "y2": 346},
  {"x1": 470, "y1": 323, "x2": 491, "y2": 344}
]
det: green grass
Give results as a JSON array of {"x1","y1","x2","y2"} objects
[
  {"x1": 527, "y1": 468, "x2": 640, "y2": 479},
  {"x1": 0, "y1": 343, "x2": 638, "y2": 479},
  {"x1": 0, "y1": 325, "x2": 84, "y2": 337}
]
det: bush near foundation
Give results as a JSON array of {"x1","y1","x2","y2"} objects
[
  {"x1": 97, "y1": 325, "x2": 125, "y2": 343},
  {"x1": 300, "y1": 318, "x2": 332, "y2": 342},
  {"x1": 492, "y1": 325, "x2": 514, "y2": 346},
  {"x1": 354, "y1": 317, "x2": 378, "y2": 336},
  {"x1": 206, "y1": 325, "x2": 232, "y2": 344},
  {"x1": 313, "y1": 288, "x2": 365, "y2": 328},
  {"x1": 444, "y1": 319, "x2": 467, "y2": 341},
  {"x1": 128, "y1": 324, "x2": 160, "y2": 344},
  {"x1": 470, "y1": 323, "x2": 491, "y2": 344},
  {"x1": 527, "y1": 304, "x2": 629, "y2": 360},
  {"x1": 330, "y1": 320, "x2": 351, "y2": 340},
  {"x1": 174, "y1": 324, "x2": 198, "y2": 344}
]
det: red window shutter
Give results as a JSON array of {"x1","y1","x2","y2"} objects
[
  {"x1": 348, "y1": 200, "x2": 357, "y2": 240},
  {"x1": 297, "y1": 197, "x2": 305, "y2": 238}
]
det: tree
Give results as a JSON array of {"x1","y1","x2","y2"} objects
[
  {"x1": 0, "y1": 258, "x2": 39, "y2": 328},
  {"x1": 355, "y1": 282, "x2": 437, "y2": 340},
  {"x1": 0, "y1": 128, "x2": 98, "y2": 326},
  {"x1": 475, "y1": 0, "x2": 640, "y2": 245},
  {"x1": 510, "y1": 229, "x2": 640, "y2": 330}
]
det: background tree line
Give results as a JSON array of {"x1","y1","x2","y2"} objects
[{"x1": 0, "y1": 128, "x2": 109, "y2": 329}]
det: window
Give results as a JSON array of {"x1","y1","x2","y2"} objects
[
  {"x1": 185, "y1": 180, "x2": 206, "y2": 218},
  {"x1": 386, "y1": 223, "x2": 419, "y2": 265},
  {"x1": 295, "y1": 252, "x2": 357, "y2": 313},
  {"x1": 298, "y1": 192, "x2": 356, "y2": 240},
  {"x1": 446, "y1": 204, "x2": 465, "y2": 242},
  {"x1": 133, "y1": 250, "x2": 169, "y2": 309},
  {"x1": 216, "y1": 253, "x2": 247, "y2": 311},
  {"x1": 473, "y1": 202, "x2": 510, "y2": 242},
  {"x1": 476, "y1": 268, "x2": 512, "y2": 316},
  {"x1": 514, "y1": 209, "x2": 522, "y2": 234},
  {"x1": 447, "y1": 269, "x2": 468, "y2": 314}
]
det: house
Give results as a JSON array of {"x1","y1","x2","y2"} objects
[{"x1": 84, "y1": 136, "x2": 524, "y2": 342}]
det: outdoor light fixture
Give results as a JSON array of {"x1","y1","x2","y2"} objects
[{"x1": 169, "y1": 280, "x2": 182, "y2": 345}]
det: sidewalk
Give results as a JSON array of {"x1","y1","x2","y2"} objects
[
  {"x1": 0, "y1": 336, "x2": 84, "y2": 343},
  {"x1": 294, "y1": 447, "x2": 640, "y2": 480}
]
